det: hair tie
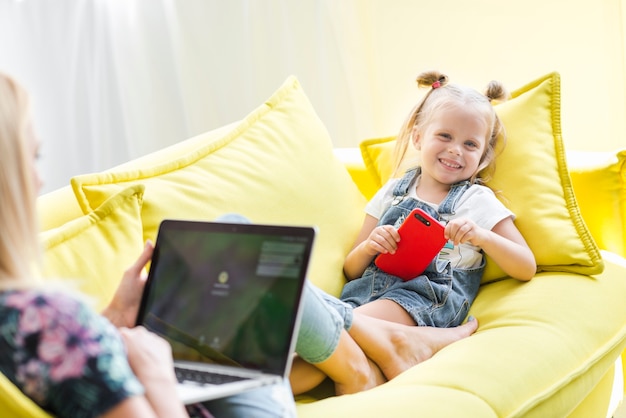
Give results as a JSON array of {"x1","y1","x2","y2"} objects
[{"x1": 431, "y1": 80, "x2": 441, "y2": 89}]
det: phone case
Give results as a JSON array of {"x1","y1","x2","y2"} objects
[{"x1": 374, "y1": 208, "x2": 447, "y2": 281}]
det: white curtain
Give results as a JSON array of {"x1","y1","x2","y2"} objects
[
  {"x1": 1, "y1": 0, "x2": 625, "y2": 195},
  {"x1": 0, "y1": 0, "x2": 371, "y2": 194}
]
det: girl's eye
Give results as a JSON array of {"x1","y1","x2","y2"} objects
[
  {"x1": 465, "y1": 141, "x2": 478, "y2": 149},
  {"x1": 438, "y1": 133, "x2": 452, "y2": 140}
]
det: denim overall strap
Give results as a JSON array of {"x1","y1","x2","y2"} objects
[
  {"x1": 390, "y1": 167, "x2": 471, "y2": 219},
  {"x1": 437, "y1": 180, "x2": 471, "y2": 216},
  {"x1": 391, "y1": 167, "x2": 419, "y2": 198}
]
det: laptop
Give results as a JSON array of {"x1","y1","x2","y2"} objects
[{"x1": 135, "y1": 219, "x2": 316, "y2": 404}]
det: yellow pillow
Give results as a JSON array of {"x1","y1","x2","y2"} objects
[
  {"x1": 360, "y1": 72, "x2": 604, "y2": 282},
  {"x1": 568, "y1": 149, "x2": 626, "y2": 257},
  {"x1": 40, "y1": 185, "x2": 145, "y2": 311},
  {"x1": 0, "y1": 372, "x2": 51, "y2": 418},
  {"x1": 70, "y1": 77, "x2": 367, "y2": 296}
]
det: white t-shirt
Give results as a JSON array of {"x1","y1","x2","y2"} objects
[{"x1": 365, "y1": 177, "x2": 514, "y2": 270}]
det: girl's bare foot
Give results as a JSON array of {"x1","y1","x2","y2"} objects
[{"x1": 350, "y1": 314, "x2": 478, "y2": 380}]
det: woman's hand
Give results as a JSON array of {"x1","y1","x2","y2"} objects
[
  {"x1": 119, "y1": 326, "x2": 177, "y2": 384},
  {"x1": 118, "y1": 327, "x2": 188, "y2": 418},
  {"x1": 102, "y1": 241, "x2": 154, "y2": 328}
]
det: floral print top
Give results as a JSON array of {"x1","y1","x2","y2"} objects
[{"x1": 0, "y1": 289, "x2": 143, "y2": 418}]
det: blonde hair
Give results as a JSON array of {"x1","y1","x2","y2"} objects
[
  {"x1": 392, "y1": 70, "x2": 509, "y2": 184},
  {"x1": 0, "y1": 73, "x2": 40, "y2": 284}
]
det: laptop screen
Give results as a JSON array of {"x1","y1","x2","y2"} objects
[{"x1": 136, "y1": 220, "x2": 315, "y2": 375}]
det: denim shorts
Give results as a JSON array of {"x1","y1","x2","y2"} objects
[
  {"x1": 295, "y1": 282, "x2": 354, "y2": 364},
  {"x1": 340, "y1": 260, "x2": 481, "y2": 328}
]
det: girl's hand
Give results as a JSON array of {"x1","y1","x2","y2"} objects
[
  {"x1": 444, "y1": 217, "x2": 486, "y2": 246},
  {"x1": 363, "y1": 224, "x2": 401, "y2": 256},
  {"x1": 102, "y1": 241, "x2": 154, "y2": 328}
]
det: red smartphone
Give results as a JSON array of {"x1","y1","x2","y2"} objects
[{"x1": 374, "y1": 208, "x2": 447, "y2": 281}]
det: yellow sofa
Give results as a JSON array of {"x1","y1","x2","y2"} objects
[{"x1": 2, "y1": 73, "x2": 626, "y2": 417}]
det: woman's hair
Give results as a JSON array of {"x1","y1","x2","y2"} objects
[
  {"x1": 391, "y1": 70, "x2": 509, "y2": 184},
  {"x1": 0, "y1": 73, "x2": 40, "y2": 283}
]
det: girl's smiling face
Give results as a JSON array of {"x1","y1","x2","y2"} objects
[{"x1": 413, "y1": 103, "x2": 488, "y2": 192}]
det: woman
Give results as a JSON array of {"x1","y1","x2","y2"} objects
[{"x1": 0, "y1": 72, "x2": 295, "y2": 418}]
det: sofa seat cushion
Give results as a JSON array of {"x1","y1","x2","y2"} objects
[
  {"x1": 0, "y1": 373, "x2": 51, "y2": 418},
  {"x1": 297, "y1": 384, "x2": 498, "y2": 417},
  {"x1": 39, "y1": 185, "x2": 145, "y2": 311},
  {"x1": 296, "y1": 253, "x2": 626, "y2": 417},
  {"x1": 70, "y1": 77, "x2": 367, "y2": 296},
  {"x1": 359, "y1": 73, "x2": 604, "y2": 283}
]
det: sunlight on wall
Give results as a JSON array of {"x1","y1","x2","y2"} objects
[{"x1": 334, "y1": 0, "x2": 626, "y2": 152}]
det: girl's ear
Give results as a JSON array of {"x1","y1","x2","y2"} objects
[{"x1": 411, "y1": 127, "x2": 422, "y2": 150}]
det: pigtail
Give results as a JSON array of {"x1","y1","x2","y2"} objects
[
  {"x1": 484, "y1": 80, "x2": 508, "y2": 104},
  {"x1": 417, "y1": 72, "x2": 448, "y2": 90},
  {"x1": 474, "y1": 80, "x2": 510, "y2": 184},
  {"x1": 391, "y1": 71, "x2": 449, "y2": 177}
]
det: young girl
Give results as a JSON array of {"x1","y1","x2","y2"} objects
[{"x1": 290, "y1": 70, "x2": 536, "y2": 396}]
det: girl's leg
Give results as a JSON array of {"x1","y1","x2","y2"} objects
[
  {"x1": 290, "y1": 330, "x2": 385, "y2": 396},
  {"x1": 291, "y1": 282, "x2": 385, "y2": 395},
  {"x1": 350, "y1": 300, "x2": 478, "y2": 380},
  {"x1": 354, "y1": 298, "x2": 416, "y2": 325}
]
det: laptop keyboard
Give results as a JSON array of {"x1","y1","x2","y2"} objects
[{"x1": 175, "y1": 367, "x2": 248, "y2": 385}]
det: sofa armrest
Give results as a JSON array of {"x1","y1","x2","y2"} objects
[{"x1": 567, "y1": 150, "x2": 626, "y2": 258}]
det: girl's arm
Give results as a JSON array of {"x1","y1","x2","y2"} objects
[
  {"x1": 446, "y1": 216, "x2": 536, "y2": 281},
  {"x1": 343, "y1": 215, "x2": 400, "y2": 281}
]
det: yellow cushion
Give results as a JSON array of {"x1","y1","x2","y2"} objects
[
  {"x1": 40, "y1": 185, "x2": 145, "y2": 311},
  {"x1": 70, "y1": 77, "x2": 367, "y2": 296},
  {"x1": 0, "y1": 373, "x2": 51, "y2": 418},
  {"x1": 568, "y1": 149, "x2": 626, "y2": 257},
  {"x1": 333, "y1": 148, "x2": 379, "y2": 201},
  {"x1": 297, "y1": 255, "x2": 626, "y2": 416},
  {"x1": 358, "y1": 136, "x2": 397, "y2": 194},
  {"x1": 360, "y1": 73, "x2": 604, "y2": 282}
]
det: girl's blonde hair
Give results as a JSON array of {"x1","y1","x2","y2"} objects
[
  {"x1": 392, "y1": 70, "x2": 509, "y2": 184},
  {"x1": 0, "y1": 73, "x2": 40, "y2": 283}
]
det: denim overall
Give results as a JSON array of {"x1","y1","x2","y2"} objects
[{"x1": 340, "y1": 167, "x2": 485, "y2": 328}]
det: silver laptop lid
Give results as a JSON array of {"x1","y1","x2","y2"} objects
[{"x1": 136, "y1": 219, "x2": 315, "y2": 377}]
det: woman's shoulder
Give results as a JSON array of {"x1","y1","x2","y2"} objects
[
  {"x1": 1, "y1": 288, "x2": 94, "y2": 317},
  {"x1": 0, "y1": 288, "x2": 111, "y2": 346},
  {"x1": 0, "y1": 288, "x2": 142, "y2": 416}
]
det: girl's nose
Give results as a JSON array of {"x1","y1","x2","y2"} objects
[{"x1": 448, "y1": 144, "x2": 461, "y2": 155}]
